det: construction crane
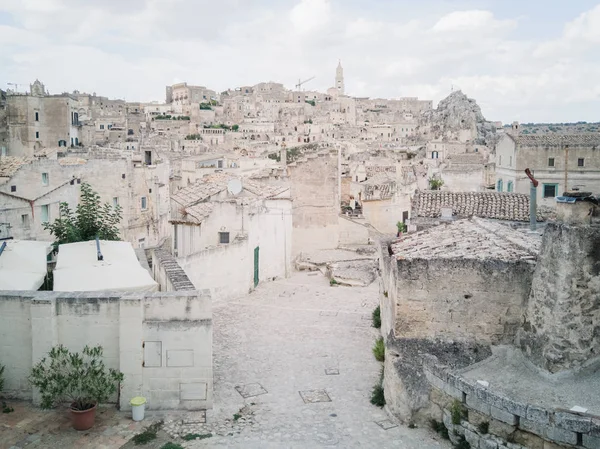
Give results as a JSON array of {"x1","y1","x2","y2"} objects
[
  {"x1": 7, "y1": 82, "x2": 22, "y2": 93},
  {"x1": 295, "y1": 76, "x2": 315, "y2": 91}
]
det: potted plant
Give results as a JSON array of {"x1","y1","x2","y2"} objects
[
  {"x1": 396, "y1": 221, "x2": 407, "y2": 237},
  {"x1": 29, "y1": 345, "x2": 124, "y2": 430}
]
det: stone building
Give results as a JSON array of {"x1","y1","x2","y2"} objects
[
  {"x1": 378, "y1": 197, "x2": 600, "y2": 449},
  {"x1": 6, "y1": 80, "x2": 82, "y2": 156},
  {"x1": 169, "y1": 174, "x2": 292, "y2": 299},
  {"x1": 166, "y1": 82, "x2": 218, "y2": 106},
  {"x1": 495, "y1": 130, "x2": 600, "y2": 207}
]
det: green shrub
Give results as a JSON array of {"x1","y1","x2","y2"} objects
[
  {"x1": 450, "y1": 400, "x2": 467, "y2": 425},
  {"x1": 182, "y1": 433, "x2": 212, "y2": 441},
  {"x1": 330, "y1": 278, "x2": 339, "y2": 286},
  {"x1": 477, "y1": 421, "x2": 489, "y2": 434},
  {"x1": 370, "y1": 368, "x2": 385, "y2": 407},
  {"x1": 372, "y1": 337, "x2": 385, "y2": 362},
  {"x1": 429, "y1": 419, "x2": 450, "y2": 439},
  {"x1": 132, "y1": 422, "x2": 162, "y2": 445},
  {"x1": 28, "y1": 345, "x2": 124, "y2": 411},
  {"x1": 372, "y1": 306, "x2": 381, "y2": 329},
  {"x1": 160, "y1": 443, "x2": 184, "y2": 449}
]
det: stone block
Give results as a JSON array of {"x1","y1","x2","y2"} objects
[
  {"x1": 501, "y1": 397, "x2": 528, "y2": 417},
  {"x1": 424, "y1": 369, "x2": 446, "y2": 392},
  {"x1": 513, "y1": 429, "x2": 545, "y2": 449},
  {"x1": 443, "y1": 409, "x2": 453, "y2": 429},
  {"x1": 467, "y1": 393, "x2": 491, "y2": 415},
  {"x1": 507, "y1": 443, "x2": 526, "y2": 449},
  {"x1": 490, "y1": 405, "x2": 518, "y2": 425},
  {"x1": 488, "y1": 418, "x2": 516, "y2": 440},
  {"x1": 456, "y1": 376, "x2": 476, "y2": 396},
  {"x1": 430, "y1": 386, "x2": 454, "y2": 409},
  {"x1": 468, "y1": 410, "x2": 489, "y2": 427},
  {"x1": 486, "y1": 390, "x2": 506, "y2": 410},
  {"x1": 526, "y1": 405, "x2": 550, "y2": 425},
  {"x1": 554, "y1": 411, "x2": 591, "y2": 433},
  {"x1": 443, "y1": 382, "x2": 464, "y2": 401},
  {"x1": 544, "y1": 426, "x2": 578, "y2": 446},
  {"x1": 583, "y1": 434, "x2": 600, "y2": 449},
  {"x1": 479, "y1": 436, "x2": 498, "y2": 449},
  {"x1": 592, "y1": 418, "x2": 600, "y2": 437},
  {"x1": 464, "y1": 428, "x2": 481, "y2": 448},
  {"x1": 519, "y1": 418, "x2": 545, "y2": 438},
  {"x1": 543, "y1": 441, "x2": 569, "y2": 449}
]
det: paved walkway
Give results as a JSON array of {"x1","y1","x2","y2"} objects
[
  {"x1": 184, "y1": 272, "x2": 448, "y2": 448},
  {"x1": 0, "y1": 272, "x2": 449, "y2": 449}
]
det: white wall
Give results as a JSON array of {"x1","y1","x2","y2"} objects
[{"x1": 0, "y1": 291, "x2": 212, "y2": 411}]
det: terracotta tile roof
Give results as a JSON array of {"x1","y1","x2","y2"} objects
[
  {"x1": 0, "y1": 156, "x2": 33, "y2": 177},
  {"x1": 391, "y1": 218, "x2": 540, "y2": 261},
  {"x1": 182, "y1": 203, "x2": 214, "y2": 224},
  {"x1": 243, "y1": 179, "x2": 289, "y2": 198},
  {"x1": 171, "y1": 180, "x2": 229, "y2": 207},
  {"x1": 412, "y1": 190, "x2": 530, "y2": 222},
  {"x1": 510, "y1": 133, "x2": 600, "y2": 146}
]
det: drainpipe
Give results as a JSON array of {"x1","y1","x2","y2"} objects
[
  {"x1": 525, "y1": 168, "x2": 539, "y2": 231},
  {"x1": 96, "y1": 236, "x2": 103, "y2": 261},
  {"x1": 0, "y1": 241, "x2": 6, "y2": 257}
]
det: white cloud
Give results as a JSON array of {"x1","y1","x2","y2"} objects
[
  {"x1": 0, "y1": 1, "x2": 599, "y2": 122},
  {"x1": 290, "y1": 0, "x2": 332, "y2": 34}
]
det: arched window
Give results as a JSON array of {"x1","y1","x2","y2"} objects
[
  {"x1": 497, "y1": 179, "x2": 503, "y2": 192},
  {"x1": 432, "y1": 151, "x2": 439, "y2": 159},
  {"x1": 507, "y1": 181, "x2": 514, "y2": 193}
]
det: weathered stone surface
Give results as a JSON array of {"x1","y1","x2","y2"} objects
[
  {"x1": 513, "y1": 429, "x2": 545, "y2": 449},
  {"x1": 464, "y1": 428, "x2": 481, "y2": 447},
  {"x1": 554, "y1": 411, "x2": 592, "y2": 433},
  {"x1": 488, "y1": 418, "x2": 517, "y2": 440},
  {"x1": 583, "y1": 433, "x2": 600, "y2": 449},
  {"x1": 479, "y1": 436, "x2": 499, "y2": 449},
  {"x1": 517, "y1": 223, "x2": 600, "y2": 373},
  {"x1": 519, "y1": 418, "x2": 545, "y2": 437},
  {"x1": 544, "y1": 426, "x2": 578, "y2": 446},
  {"x1": 526, "y1": 406, "x2": 550, "y2": 425},
  {"x1": 490, "y1": 405, "x2": 518, "y2": 426},
  {"x1": 467, "y1": 393, "x2": 491, "y2": 415}
]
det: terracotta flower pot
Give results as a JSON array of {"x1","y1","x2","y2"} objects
[{"x1": 70, "y1": 403, "x2": 97, "y2": 431}]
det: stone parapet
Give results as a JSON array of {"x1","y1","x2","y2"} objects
[{"x1": 423, "y1": 356, "x2": 600, "y2": 448}]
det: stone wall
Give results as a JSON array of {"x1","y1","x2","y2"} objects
[
  {"x1": 288, "y1": 149, "x2": 340, "y2": 258},
  {"x1": 152, "y1": 248, "x2": 196, "y2": 291},
  {"x1": 423, "y1": 356, "x2": 600, "y2": 449},
  {"x1": 517, "y1": 223, "x2": 600, "y2": 373},
  {"x1": 0, "y1": 290, "x2": 212, "y2": 411},
  {"x1": 393, "y1": 257, "x2": 534, "y2": 344}
]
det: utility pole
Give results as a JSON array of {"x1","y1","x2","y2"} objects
[
  {"x1": 525, "y1": 168, "x2": 539, "y2": 232},
  {"x1": 564, "y1": 144, "x2": 569, "y2": 195}
]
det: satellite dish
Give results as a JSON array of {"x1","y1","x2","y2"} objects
[{"x1": 227, "y1": 179, "x2": 242, "y2": 195}]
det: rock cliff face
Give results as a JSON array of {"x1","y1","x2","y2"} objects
[{"x1": 423, "y1": 90, "x2": 497, "y2": 146}]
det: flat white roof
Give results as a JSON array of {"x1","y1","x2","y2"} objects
[
  {"x1": 53, "y1": 240, "x2": 158, "y2": 292},
  {"x1": 0, "y1": 240, "x2": 52, "y2": 291}
]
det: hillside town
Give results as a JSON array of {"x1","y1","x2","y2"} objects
[{"x1": 1, "y1": 60, "x2": 600, "y2": 449}]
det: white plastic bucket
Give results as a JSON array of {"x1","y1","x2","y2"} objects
[{"x1": 130, "y1": 397, "x2": 146, "y2": 421}]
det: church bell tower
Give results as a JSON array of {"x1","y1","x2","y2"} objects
[{"x1": 335, "y1": 60, "x2": 345, "y2": 95}]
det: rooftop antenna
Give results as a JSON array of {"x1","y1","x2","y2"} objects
[{"x1": 96, "y1": 236, "x2": 103, "y2": 261}]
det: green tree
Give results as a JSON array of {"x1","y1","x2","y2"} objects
[{"x1": 43, "y1": 182, "x2": 122, "y2": 249}]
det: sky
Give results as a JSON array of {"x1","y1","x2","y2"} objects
[{"x1": 0, "y1": 0, "x2": 599, "y2": 123}]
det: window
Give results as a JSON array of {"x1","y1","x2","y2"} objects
[
  {"x1": 35, "y1": 131, "x2": 40, "y2": 139},
  {"x1": 42, "y1": 173, "x2": 49, "y2": 186},
  {"x1": 141, "y1": 197, "x2": 147, "y2": 210},
  {"x1": 219, "y1": 232, "x2": 230, "y2": 244},
  {"x1": 578, "y1": 158, "x2": 585, "y2": 167},
  {"x1": 432, "y1": 151, "x2": 439, "y2": 159},
  {"x1": 75, "y1": 137, "x2": 79, "y2": 146},
  {"x1": 100, "y1": 124, "x2": 105, "y2": 130},
  {"x1": 497, "y1": 179, "x2": 503, "y2": 192},
  {"x1": 21, "y1": 214, "x2": 30, "y2": 229},
  {"x1": 35, "y1": 112, "x2": 39, "y2": 121},
  {"x1": 509, "y1": 156, "x2": 512, "y2": 167},
  {"x1": 138, "y1": 238, "x2": 145, "y2": 248},
  {"x1": 10, "y1": 185, "x2": 16, "y2": 192},
  {"x1": 507, "y1": 181, "x2": 514, "y2": 193},
  {"x1": 41, "y1": 205, "x2": 49, "y2": 223},
  {"x1": 113, "y1": 197, "x2": 119, "y2": 207},
  {"x1": 543, "y1": 184, "x2": 558, "y2": 198},
  {"x1": 548, "y1": 158, "x2": 555, "y2": 167}
]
